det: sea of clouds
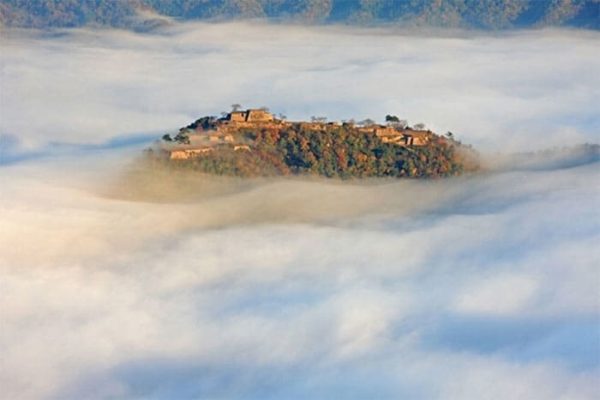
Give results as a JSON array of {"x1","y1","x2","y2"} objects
[{"x1": 0, "y1": 22, "x2": 599, "y2": 399}]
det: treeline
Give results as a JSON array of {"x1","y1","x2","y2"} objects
[
  {"x1": 158, "y1": 123, "x2": 476, "y2": 179},
  {"x1": 2, "y1": 0, "x2": 598, "y2": 30}
]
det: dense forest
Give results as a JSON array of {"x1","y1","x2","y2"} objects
[
  {"x1": 2, "y1": 0, "x2": 598, "y2": 30},
  {"x1": 149, "y1": 120, "x2": 478, "y2": 179}
]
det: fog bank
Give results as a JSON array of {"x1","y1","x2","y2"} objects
[
  {"x1": 1, "y1": 23, "x2": 599, "y2": 155},
  {"x1": 1, "y1": 150, "x2": 599, "y2": 399},
  {"x1": 1, "y1": 22, "x2": 599, "y2": 400}
]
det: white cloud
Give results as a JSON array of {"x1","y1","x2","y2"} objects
[
  {"x1": 1, "y1": 24, "x2": 598, "y2": 153},
  {"x1": 1, "y1": 153, "x2": 598, "y2": 399},
  {"x1": 454, "y1": 274, "x2": 538, "y2": 315},
  {"x1": 0, "y1": 22, "x2": 598, "y2": 400}
]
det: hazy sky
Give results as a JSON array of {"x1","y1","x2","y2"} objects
[{"x1": 0, "y1": 22, "x2": 599, "y2": 399}]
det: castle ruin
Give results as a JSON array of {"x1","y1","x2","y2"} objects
[{"x1": 226, "y1": 109, "x2": 274, "y2": 123}]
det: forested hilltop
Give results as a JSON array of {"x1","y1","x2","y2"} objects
[
  {"x1": 2, "y1": 0, "x2": 598, "y2": 30},
  {"x1": 146, "y1": 108, "x2": 478, "y2": 179}
]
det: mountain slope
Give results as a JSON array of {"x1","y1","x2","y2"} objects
[{"x1": 1, "y1": 0, "x2": 598, "y2": 30}]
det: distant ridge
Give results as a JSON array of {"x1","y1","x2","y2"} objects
[{"x1": 2, "y1": 0, "x2": 598, "y2": 30}]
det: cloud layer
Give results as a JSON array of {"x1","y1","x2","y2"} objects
[
  {"x1": 1, "y1": 23, "x2": 599, "y2": 154},
  {"x1": 0, "y1": 22, "x2": 599, "y2": 399},
  {"x1": 1, "y1": 151, "x2": 599, "y2": 399}
]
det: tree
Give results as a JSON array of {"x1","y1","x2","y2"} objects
[
  {"x1": 414, "y1": 123, "x2": 426, "y2": 130},
  {"x1": 174, "y1": 129, "x2": 190, "y2": 144},
  {"x1": 359, "y1": 118, "x2": 375, "y2": 126},
  {"x1": 311, "y1": 116, "x2": 327, "y2": 123},
  {"x1": 231, "y1": 103, "x2": 242, "y2": 111},
  {"x1": 395, "y1": 119, "x2": 408, "y2": 129},
  {"x1": 386, "y1": 115, "x2": 407, "y2": 129},
  {"x1": 162, "y1": 134, "x2": 172, "y2": 142}
]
